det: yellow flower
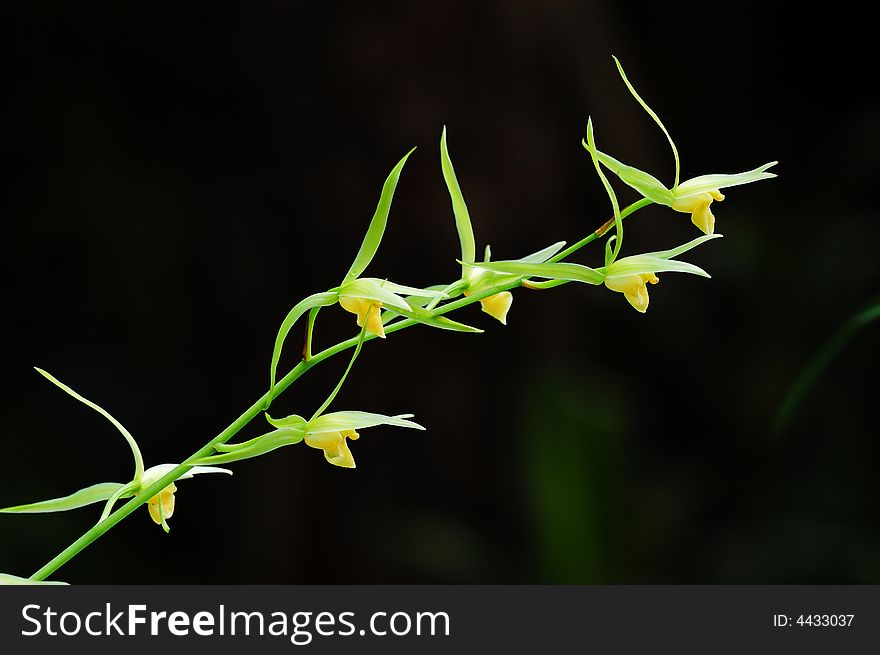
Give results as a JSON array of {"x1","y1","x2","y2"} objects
[
  {"x1": 305, "y1": 429, "x2": 360, "y2": 468},
  {"x1": 463, "y1": 287, "x2": 513, "y2": 325},
  {"x1": 205, "y1": 410, "x2": 427, "y2": 471},
  {"x1": 339, "y1": 296, "x2": 385, "y2": 338},
  {"x1": 600, "y1": 234, "x2": 722, "y2": 313},
  {"x1": 147, "y1": 482, "x2": 176, "y2": 526},
  {"x1": 138, "y1": 464, "x2": 231, "y2": 532},
  {"x1": 604, "y1": 272, "x2": 659, "y2": 313},
  {"x1": 671, "y1": 190, "x2": 725, "y2": 235}
]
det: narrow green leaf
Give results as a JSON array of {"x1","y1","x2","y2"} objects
[
  {"x1": 675, "y1": 162, "x2": 778, "y2": 198},
  {"x1": 440, "y1": 127, "x2": 477, "y2": 273},
  {"x1": 343, "y1": 148, "x2": 416, "y2": 284},
  {"x1": 268, "y1": 291, "x2": 339, "y2": 405},
  {"x1": 464, "y1": 260, "x2": 605, "y2": 285},
  {"x1": 1, "y1": 573, "x2": 68, "y2": 586},
  {"x1": 308, "y1": 411, "x2": 424, "y2": 434},
  {"x1": 1, "y1": 482, "x2": 126, "y2": 514}
]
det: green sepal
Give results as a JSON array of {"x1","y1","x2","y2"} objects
[
  {"x1": 343, "y1": 148, "x2": 416, "y2": 284},
  {"x1": 513, "y1": 241, "x2": 567, "y2": 264},
  {"x1": 641, "y1": 233, "x2": 722, "y2": 260},
  {"x1": 339, "y1": 278, "x2": 447, "y2": 314},
  {"x1": 462, "y1": 260, "x2": 604, "y2": 285},
  {"x1": 308, "y1": 411, "x2": 425, "y2": 433},
  {"x1": 586, "y1": 148, "x2": 675, "y2": 206},
  {"x1": 268, "y1": 291, "x2": 339, "y2": 405},
  {"x1": 675, "y1": 162, "x2": 778, "y2": 199},
  {"x1": 440, "y1": 127, "x2": 477, "y2": 273},
  {"x1": 603, "y1": 256, "x2": 710, "y2": 279},
  {"x1": 1, "y1": 482, "x2": 127, "y2": 514},
  {"x1": 265, "y1": 412, "x2": 308, "y2": 430},
  {"x1": 194, "y1": 428, "x2": 306, "y2": 465},
  {"x1": 0, "y1": 573, "x2": 68, "y2": 586}
]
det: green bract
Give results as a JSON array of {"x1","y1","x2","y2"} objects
[
  {"x1": 440, "y1": 127, "x2": 477, "y2": 275},
  {"x1": 343, "y1": 148, "x2": 416, "y2": 285},
  {"x1": 268, "y1": 291, "x2": 339, "y2": 403}
]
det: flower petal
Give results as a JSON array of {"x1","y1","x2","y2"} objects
[
  {"x1": 307, "y1": 411, "x2": 425, "y2": 434},
  {"x1": 605, "y1": 255, "x2": 710, "y2": 279},
  {"x1": 675, "y1": 162, "x2": 778, "y2": 198},
  {"x1": 141, "y1": 464, "x2": 232, "y2": 487},
  {"x1": 641, "y1": 234, "x2": 723, "y2": 260}
]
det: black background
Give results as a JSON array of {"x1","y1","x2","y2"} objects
[{"x1": 3, "y1": 1, "x2": 878, "y2": 584}]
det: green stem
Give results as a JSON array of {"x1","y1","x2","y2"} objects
[
  {"x1": 548, "y1": 198, "x2": 652, "y2": 264},
  {"x1": 28, "y1": 205, "x2": 656, "y2": 582}
]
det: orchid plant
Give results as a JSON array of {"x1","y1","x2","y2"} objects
[{"x1": 1, "y1": 58, "x2": 776, "y2": 584}]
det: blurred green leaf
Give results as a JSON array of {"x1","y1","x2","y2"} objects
[
  {"x1": 308, "y1": 411, "x2": 424, "y2": 433},
  {"x1": 775, "y1": 296, "x2": 880, "y2": 434}
]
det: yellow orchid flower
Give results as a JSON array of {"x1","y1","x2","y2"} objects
[
  {"x1": 604, "y1": 272, "x2": 660, "y2": 313},
  {"x1": 584, "y1": 58, "x2": 776, "y2": 235},
  {"x1": 338, "y1": 296, "x2": 386, "y2": 338},
  {"x1": 304, "y1": 429, "x2": 360, "y2": 468},
  {"x1": 600, "y1": 234, "x2": 722, "y2": 313},
  {"x1": 137, "y1": 464, "x2": 231, "y2": 531},
  {"x1": 671, "y1": 190, "x2": 725, "y2": 235},
  {"x1": 199, "y1": 411, "x2": 425, "y2": 470},
  {"x1": 0, "y1": 370, "x2": 232, "y2": 533}
]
